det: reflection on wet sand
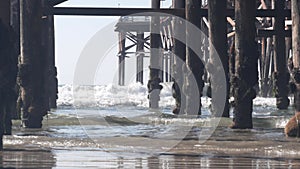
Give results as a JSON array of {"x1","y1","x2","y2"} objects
[
  {"x1": 0, "y1": 149, "x2": 55, "y2": 169},
  {"x1": 52, "y1": 150, "x2": 300, "y2": 168},
  {"x1": 0, "y1": 148, "x2": 300, "y2": 168}
]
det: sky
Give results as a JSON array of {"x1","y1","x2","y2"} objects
[{"x1": 55, "y1": 0, "x2": 172, "y2": 85}]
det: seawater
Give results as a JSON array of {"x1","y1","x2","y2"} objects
[{"x1": 1, "y1": 83, "x2": 300, "y2": 168}]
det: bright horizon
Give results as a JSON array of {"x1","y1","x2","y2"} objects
[{"x1": 55, "y1": 0, "x2": 172, "y2": 85}]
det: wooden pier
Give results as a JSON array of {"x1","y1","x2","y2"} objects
[{"x1": 1, "y1": 0, "x2": 300, "y2": 149}]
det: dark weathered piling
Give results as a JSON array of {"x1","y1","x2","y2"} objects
[
  {"x1": 273, "y1": 0, "x2": 290, "y2": 109},
  {"x1": 172, "y1": 0, "x2": 185, "y2": 115},
  {"x1": 0, "y1": 0, "x2": 9, "y2": 150},
  {"x1": 47, "y1": 14, "x2": 58, "y2": 109},
  {"x1": 286, "y1": 2, "x2": 292, "y2": 61},
  {"x1": 42, "y1": 1, "x2": 58, "y2": 109},
  {"x1": 148, "y1": 0, "x2": 162, "y2": 109},
  {"x1": 136, "y1": 32, "x2": 144, "y2": 84},
  {"x1": 184, "y1": 0, "x2": 204, "y2": 116},
  {"x1": 208, "y1": 0, "x2": 229, "y2": 117},
  {"x1": 229, "y1": 42, "x2": 236, "y2": 98},
  {"x1": 0, "y1": 0, "x2": 18, "y2": 149},
  {"x1": 10, "y1": 0, "x2": 21, "y2": 119},
  {"x1": 19, "y1": 0, "x2": 48, "y2": 128},
  {"x1": 291, "y1": 0, "x2": 300, "y2": 112},
  {"x1": 118, "y1": 32, "x2": 126, "y2": 86},
  {"x1": 41, "y1": 0, "x2": 51, "y2": 112},
  {"x1": 231, "y1": 0, "x2": 258, "y2": 129},
  {"x1": 10, "y1": 0, "x2": 20, "y2": 55},
  {"x1": 0, "y1": 0, "x2": 10, "y2": 26}
]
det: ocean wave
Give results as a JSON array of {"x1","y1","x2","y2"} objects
[{"x1": 57, "y1": 83, "x2": 278, "y2": 109}]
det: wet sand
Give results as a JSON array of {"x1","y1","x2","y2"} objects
[
  {"x1": 1, "y1": 108, "x2": 300, "y2": 168},
  {"x1": 2, "y1": 127, "x2": 300, "y2": 168}
]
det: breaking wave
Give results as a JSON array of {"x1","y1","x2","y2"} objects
[{"x1": 57, "y1": 82, "x2": 278, "y2": 109}]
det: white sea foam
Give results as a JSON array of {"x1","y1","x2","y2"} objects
[
  {"x1": 253, "y1": 97, "x2": 276, "y2": 107},
  {"x1": 57, "y1": 83, "x2": 278, "y2": 109}
]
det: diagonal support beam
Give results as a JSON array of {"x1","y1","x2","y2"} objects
[{"x1": 48, "y1": 0, "x2": 68, "y2": 6}]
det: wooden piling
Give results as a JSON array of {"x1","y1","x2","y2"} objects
[
  {"x1": 118, "y1": 32, "x2": 126, "y2": 86},
  {"x1": 231, "y1": 0, "x2": 259, "y2": 129},
  {"x1": 40, "y1": 0, "x2": 58, "y2": 110},
  {"x1": 171, "y1": 0, "x2": 185, "y2": 115},
  {"x1": 136, "y1": 32, "x2": 144, "y2": 84},
  {"x1": 208, "y1": 0, "x2": 229, "y2": 117},
  {"x1": 0, "y1": 0, "x2": 9, "y2": 149},
  {"x1": 148, "y1": 0, "x2": 162, "y2": 109},
  {"x1": 229, "y1": 42, "x2": 236, "y2": 98},
  {"x1": 0, "y1": 0, "x2": 10, "y2": 28},
  {"x1": 0, "y1": 0, "x2": 18, "y2": 149},
  {"x1": 19, "y1": 0, "x2": 48, "y2": 128},
  {"x1": 41, "y1": 0, "x2": 50, "y2": 113},
  {"x1": 273, "y1": 0, "x2": 290, "y2": 109},
  {"x1": 10, "y1": 0, "x2": 21, "y2": 119},
  {"x1": 286, "y1": 2, "x2": 292, "y2": 60},
  {"x1": 291, "y1": 0, "x2": 300, "y2": 112},
  {"x1": 10, "y1": 0, "x2": 20, "y2": 54},
  {"x1": 47, "y1": 14, "x2": 58, "y2": 109},
  {"x1": 184, "y1": 0, "x2": 204, "y2": 116}
]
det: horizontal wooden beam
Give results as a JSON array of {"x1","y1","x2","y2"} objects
[
  {"x1": 256, "y1": 9, "x2": 291, "y2": 17},
  {"x1": 46, "y1": 7, "x2": 186, "y2": 17},
  {"x1": 257, "y1": 29, "x2": 292, "y2": 37},
  {"x1": 46, "y1": 7, "x2": 291, "y2": 17}
]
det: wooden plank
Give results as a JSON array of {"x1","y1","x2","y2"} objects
[
  {"x1": 261, "y1": 0, "x2": 268, "y2": 9},
  {"x1": 227, "y1": 17, "x2": 235, "y2": 27},
  {"x1": 227, "y1": 31, "x2": 235, "y2": 38}
]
